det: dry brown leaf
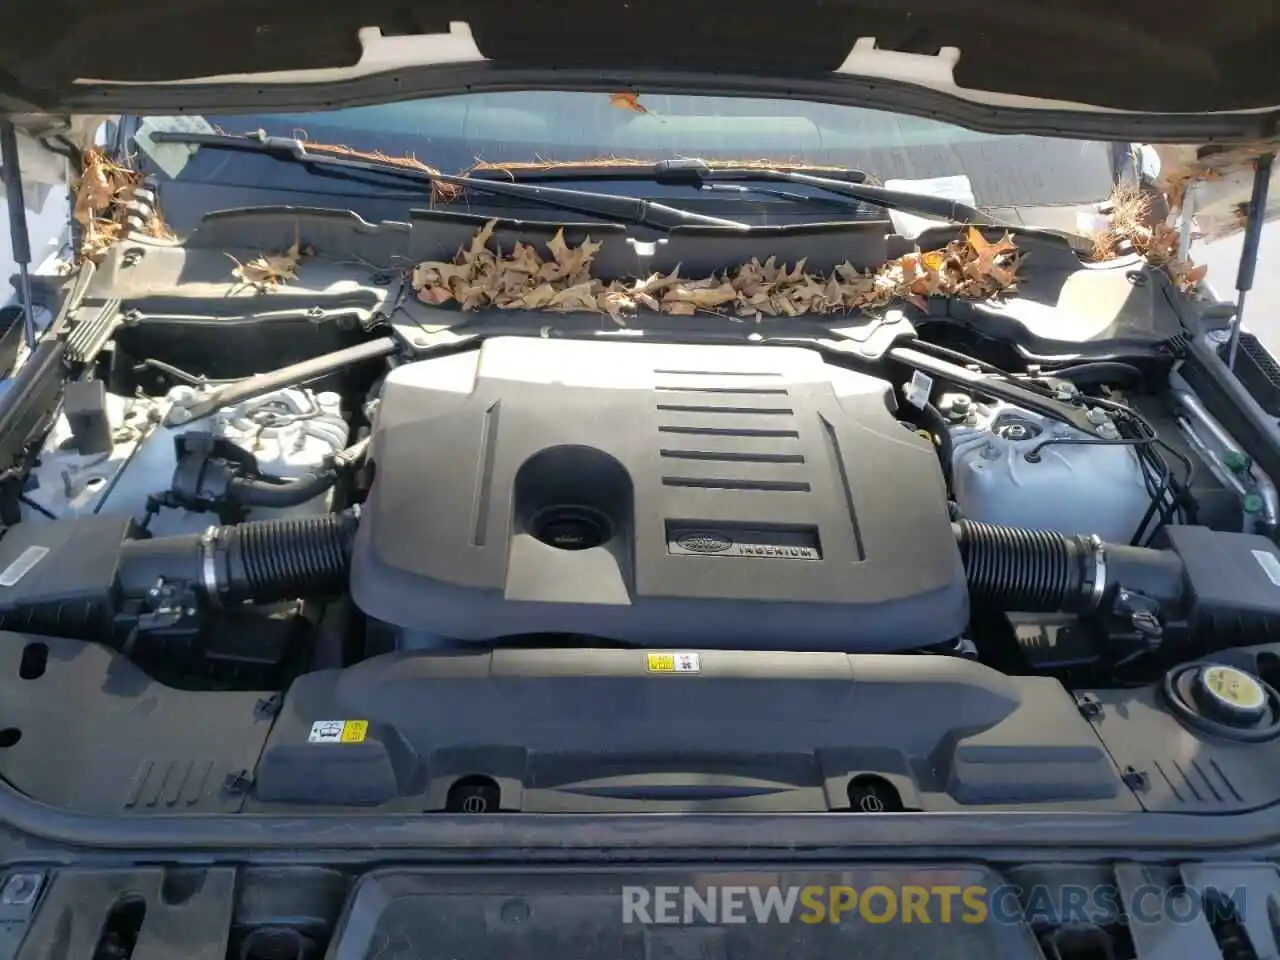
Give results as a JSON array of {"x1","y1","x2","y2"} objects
[
  {"x1": 967, "y1": 227, "x2": 1017, "y2": 273},
  {"x1": 609, "y1": 93, "x2": 649, "y2": 114},
  {"x1": 547, "y1": 282, "x2": 602, "y2": 312},
  {"x1": 228, "y1": 224, "x2": 302, "y2": 291},
  {"x1": 73, "y1": 161, "x2": 115, "y2": 227},
  {"x1": 662, "y1": 283, "x2": 738, "y2": 310},
  {"x1": 1184, "y1": 263, "x2": 1209, "y2": 286}
]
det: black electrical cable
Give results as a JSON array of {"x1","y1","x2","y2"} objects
[
  {"x1": 1023, "y1": 433, "x2": 1155, "y2": 462},
  {"x1": 1048, "y1": 361, "x2": 1145, "y2": 387},
  {"x1": 225, "y1": 436, "x2": 370, "y2": 508},
  {"x1": 900, "y1": 339, "x2": 1013, "y2": 377},
  {"x1": 1131, "y1": 458, "x2": 1172, "y2": 544},
  {"x1": 135, "y1": 358, "x2": 244, "y2": 387},
  {"x1": 17, "y1": 495, "x2": 56, "y2": 520},
  {"x1": 915, "y1": 401, "x2": 953, "y2": 487}
]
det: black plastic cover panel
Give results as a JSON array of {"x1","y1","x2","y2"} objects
[
  {"x1": 351, "y1": 338, "x2": 967, "y2": 650},
  {"x1": 0, "y1": 634, "x2": 272, "y2": 813},
  {"x1": 330, "y1": 866, "x2": 1045, "y2": 960},
  {"x1": 249, "y1": 648, "x2": 1134, "y2": 813}
]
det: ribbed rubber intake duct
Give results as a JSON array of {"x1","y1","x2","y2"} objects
[
  {"x1": 119, "y1": 510, "x2": 358, "y2": 605},
  {"x1": 953, "y1": 519, "x2": 1103, "y2": 612},
  {"x1": 952, "y1": 519, "x2": 1186, "y2": 614}
]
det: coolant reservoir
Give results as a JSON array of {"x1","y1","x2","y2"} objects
[{"x1": 948, "y1": 395, "x2": 1153, "y2": 543}]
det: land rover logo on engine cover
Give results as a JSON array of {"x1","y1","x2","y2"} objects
[
  {"x1": 668, "y1": 526, "x2": 823, "y2": 560},
  {"x1": 675, "y1": 532, "x2": 734, "y2": 553}
]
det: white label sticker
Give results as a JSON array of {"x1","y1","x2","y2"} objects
[
  {"x1": 133, "y1": 115, "x2": 216, "y2": 179},
  {"x1": 1253, "y1": 549, "x2": 1280, "y2": 587},
  {"x1": 0, "y1": 546, "x2": 49, "y2": 588},
  {"x1": 904, "y1": 370, "x2": 934, "y2": 410},
  {"x1": 307, "y1": 720, "x2": 368, "y2": 743},
  {"x1": 884, "y1": 175, "x2": 977, "y2": 239},
  {"x1": 646, "y1": 652, "x2": 702, "y2": 673}
]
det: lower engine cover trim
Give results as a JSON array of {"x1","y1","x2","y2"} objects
[{"x1": 351, "y1": 338, "x2": 967, "y2": 650}]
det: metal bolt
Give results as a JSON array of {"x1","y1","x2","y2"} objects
[
  {"x1": 1121, "y1": 765, "x2": 1149, "y2": 790},
  {"x1": 1096, "y1": 422, "x2": 1120, "y2": 439},
  {"x1": 943, "y1": 394, "x2": 973, "y2": 422},
  {"x1": 1075, "y1": 693, "x2": 1102, "y2": 719},
  {"x1": 1, "y1": 873, "x2": 41, "y2": 905},
  {"x1": 1086, "y1": 407, "x2": 1109, "y2": 425}
]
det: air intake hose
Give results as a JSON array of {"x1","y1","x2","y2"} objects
[
  {"x1": 952, "y1": 519, "x2": 1185, "y2": 613},
  {"x1": 119, "y1": 509, "x2": 358, "y2": 606}
]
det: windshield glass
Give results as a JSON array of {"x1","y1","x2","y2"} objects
[{"x1": 127, "y1": 91, "x2": 1121, "y2": 233}]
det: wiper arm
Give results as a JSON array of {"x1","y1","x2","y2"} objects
[
  {"x1": 652, "y1": 159, "x2": 1001, "y2": 227},
  {"x1": 485, "y1": 157, "x2": 997, "y2": 227},
  {"x1": 147, "y1": 131, "x2": 750, "y2": 231}
]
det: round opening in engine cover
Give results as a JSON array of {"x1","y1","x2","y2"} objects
[
  {"x1": 1161, "y1": 662, "x2": 1280, "y2": 741},
  {"x1": 531, "y1": 505, "x2": 613, "y2": 551},
  {"x1": 513, "y1": 444, "x2": 632, "y2": 552}
]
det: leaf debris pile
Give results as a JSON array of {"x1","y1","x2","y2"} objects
[
  {"x1": 73, "y1": 148, "x2": 171, "y2": 262},
  {"x1": 225, "y1": 225, "x2": 307, "y2": 291},
  {"x1": 1088, "y1": 181, "x2": 1206, "y2": 292},
  {"x1": 411, "y1": 222, "x2": 1021, "y2": 320}
]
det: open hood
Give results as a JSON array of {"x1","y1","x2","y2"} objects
[{"x1": 0, "y1": 0, "x2": 1278, "y2": 142}]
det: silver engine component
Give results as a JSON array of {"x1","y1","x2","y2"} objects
[
  {"x1": 946, "y1": 393, "x2": 1155, "y2": 544},
  {"x1": 1169, "y1": 369, "x2": 1278, "y2": 533},
  {"x1": 23, "y1": 384, "x2": 348, "y2": 536}
]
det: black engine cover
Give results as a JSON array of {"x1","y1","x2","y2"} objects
[{"x1": 350, "y1": 338, "x2": 967, "y2": 650}]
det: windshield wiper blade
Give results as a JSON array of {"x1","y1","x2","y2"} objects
[
  {"x1": 147, "y1": 131, "x2": 750, "y2": 231},
  {"x1": 698, "y1": 182, "x2": 882, "y2": 214},
  {"x1": 483, "y1": 157, "x2": 997, "y2": 227},
  {"x1": 651, "y1": 159, "x2": 1001, "y2": 226}
]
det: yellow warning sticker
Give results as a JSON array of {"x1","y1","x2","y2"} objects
[
  {"x1": 646, "y1": 652, "x2": 701, "y2": 674},
  {"x1": 308, "y1": 719, "x2": 369, "y2": 743}
]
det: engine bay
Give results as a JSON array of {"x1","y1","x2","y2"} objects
[{"x1": 2, "y1": 226, "x2": 1280, "y2": 818}]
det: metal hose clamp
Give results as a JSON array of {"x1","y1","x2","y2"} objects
[
  {"x1": 199, "y1": 526, "x2": 222, "y2": 606},
  {"x1": 1084, "y1": 534, "x2": 1107, "y2": 611}
]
